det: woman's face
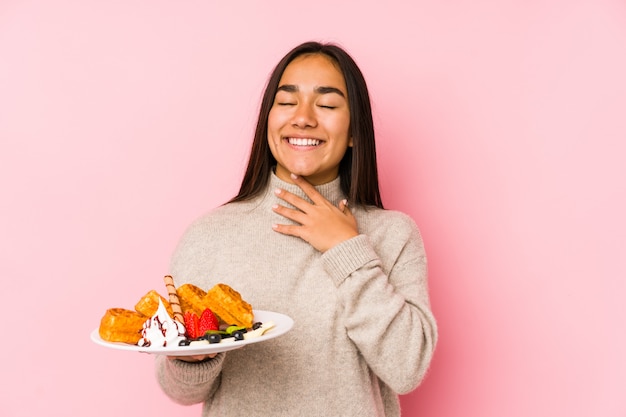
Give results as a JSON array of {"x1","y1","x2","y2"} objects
[{"x1": 267, "y1": 53, "x2": 352, "y2": 185}]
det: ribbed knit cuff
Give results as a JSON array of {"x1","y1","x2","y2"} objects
[
  {"x1": 165, "y1": 351, "x2": 226, "y2": 385},
  {"x1": 322, "y1": 234, "x2": 379, "y2": 286}
]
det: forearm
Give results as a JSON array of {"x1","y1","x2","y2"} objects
[{"x1": 323, "y1": 234, "x2": 437, "y2": 394}]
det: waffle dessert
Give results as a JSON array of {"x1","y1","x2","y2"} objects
[
  {"x1": 134, "y1": 289, "x2": 173, "y2": 318},
  {"x1": 97, "y1": 278, "x2": 256, "y2": 347},
  {"x1": 177, "y1": 283, "x2": 210, "y2": 317},
  {"x1": 99, "y1": 308, "x2": 146, "y2": 344},
  {"x1": 205, "y1": 283, "x2": 253, "y2": 328}
]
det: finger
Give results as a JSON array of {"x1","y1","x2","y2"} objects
[
  {"x1": 339, "y1": 199, "x2": 356, "y2": 220},
  {"x1": 190, "y1": 354, "x2": 216, "y2": 362},
  {"x1": 272, "y1": 203, "x2": 307, "y2": 224},
  {"x1": 290, "y1": 173, "x2": 326, "y2": 205},
  {"x1": 339, "y1": 198, "x2": 349, "y2": 214},
  {"x1": 272, "y1": 223, "x2": 307, "y2": 241},
  {"x1": 274, "y1": 188, "x2": 312, "y2": 213}
]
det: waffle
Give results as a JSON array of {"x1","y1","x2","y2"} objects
[
  {"x1": 205, "y1": 283, "x2": 253, "y2": 328},
  {"x1": 134, "y1": 289, "x2": 173, "y2": 318},
  {"x1": 177, "y1": 283, "x2": 210, "y2": 317},
  {"x1": 99, "y1": 308, "x2": 146, "y2": 344}
]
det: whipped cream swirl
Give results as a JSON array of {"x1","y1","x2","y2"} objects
[{"x1": 138, "y1": 299, "x2": 186, "y2": 347}]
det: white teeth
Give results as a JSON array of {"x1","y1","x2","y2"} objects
[{"x1": 287, "y1": 138, "x2": 320, "y2": 146}]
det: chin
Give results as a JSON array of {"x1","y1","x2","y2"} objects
[{"x1": 287, "y1": 166, "x2": 315, "y2": 177}]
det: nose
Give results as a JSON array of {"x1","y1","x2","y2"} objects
[{"x1": 291, "y1": 103, "x2": 317, "y2": 129}]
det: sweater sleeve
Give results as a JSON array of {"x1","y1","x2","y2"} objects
[
  {"x1": 321, "y1": 216, "x2": 437, "y2": 394},
  {"x1": 155, "y1": 352, "x2": 226, "y2": 405},
  {"x1": 154, "y1": 216, "x2": 226, "y2": 405}
]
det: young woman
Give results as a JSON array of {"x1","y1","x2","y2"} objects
[{"x1": 156, "y1": 41, "x2": 437, "y2": 417}]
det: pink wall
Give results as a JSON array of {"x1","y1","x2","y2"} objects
[{"x1": 2, "y1": 1, "x2": 625, "y2": 416}]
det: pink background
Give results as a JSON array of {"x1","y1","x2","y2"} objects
[{"x1": 1, "y1": 1, "x2": 625, "y2": 416}]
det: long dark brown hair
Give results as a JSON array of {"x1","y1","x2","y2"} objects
[{"x1": 229, "y1": 41, "x2": 383, "y2": 209}]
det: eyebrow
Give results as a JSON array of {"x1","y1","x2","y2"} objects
[{"x1": 277, "y1": 84, "x2": 345, "y2": 98}]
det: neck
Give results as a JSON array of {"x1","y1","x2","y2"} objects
[{"x1": 262, "y1": 171, "x2": 345, "y2": 207}]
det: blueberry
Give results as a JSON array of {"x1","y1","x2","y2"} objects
[
  {"x1": 232, "y1": 330, "x2": 245, "y2": 341},
  {"x1": 208, "y1": 333, "x2": 221, "y2": 344},
  {"x1": 252, "y1": 322, "x2": 262, "y2": 330},
  {"x1": 178, "y1": 339, "x2": 191, "y2": 346}
]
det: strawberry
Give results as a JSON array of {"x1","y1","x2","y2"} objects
[
  {"x1": 183, "y1": 311, "x2": 200, "y2": 339},
  {"x1": 183, "y1": 309, "x2": 219, "y2": 339},
  {"x1": 199, "y1": 308, "x2": 219, "y2": 333}
]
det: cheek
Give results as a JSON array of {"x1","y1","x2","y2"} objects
[
  {"x1": 268, "y1": 106, "x2": 290, "y2": 126},
  {"x1": 267, "y1": 110, "x2": 277, "y2": 132},
  {"x1": 266, "y1": 114, "x2": 279, "y2": 150},
  {"x1": 332, "y1": 113, "x2": 351, "y2": 138}
]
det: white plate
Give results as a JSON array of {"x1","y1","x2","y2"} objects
[{"x1": 91, "y1": 310, "x2": 294, "y2": 356}]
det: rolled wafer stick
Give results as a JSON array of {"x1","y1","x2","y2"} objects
[{"x1": 163, "y1": 275, "x2": 184, "y2": 323}]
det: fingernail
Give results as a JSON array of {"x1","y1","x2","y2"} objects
[
  {"x1": 272, "y1": 204, "x2": 278, "y2": 209},
  {"x1": 274, "y1": 188, "x2": 281, "y2": 195},
  {"x1": 290, "y1": 173, "x2": 298, "y2": 180}
]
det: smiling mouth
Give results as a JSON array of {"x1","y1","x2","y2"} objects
[{"x1": 286, "y1": 137, "x2": 322, "y2": 146}]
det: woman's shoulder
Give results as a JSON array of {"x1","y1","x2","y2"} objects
[
  {"x1": 359, "y1": 206, "x2": 419, "y2": 227},
  {"x1": 180, "y1": 200, "x2": 256, "y2": 233},
  {"x1": 356, "y1": 206, "x2": 423, "y2": 243}
]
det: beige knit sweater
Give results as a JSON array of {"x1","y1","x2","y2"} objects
[{"x1": 155, "y1": 173, "x2": 437, "y2": 416}]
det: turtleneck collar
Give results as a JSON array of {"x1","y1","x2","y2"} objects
[{"x1": 261, "y1": 171, "x2": 346, "y2": 208}]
